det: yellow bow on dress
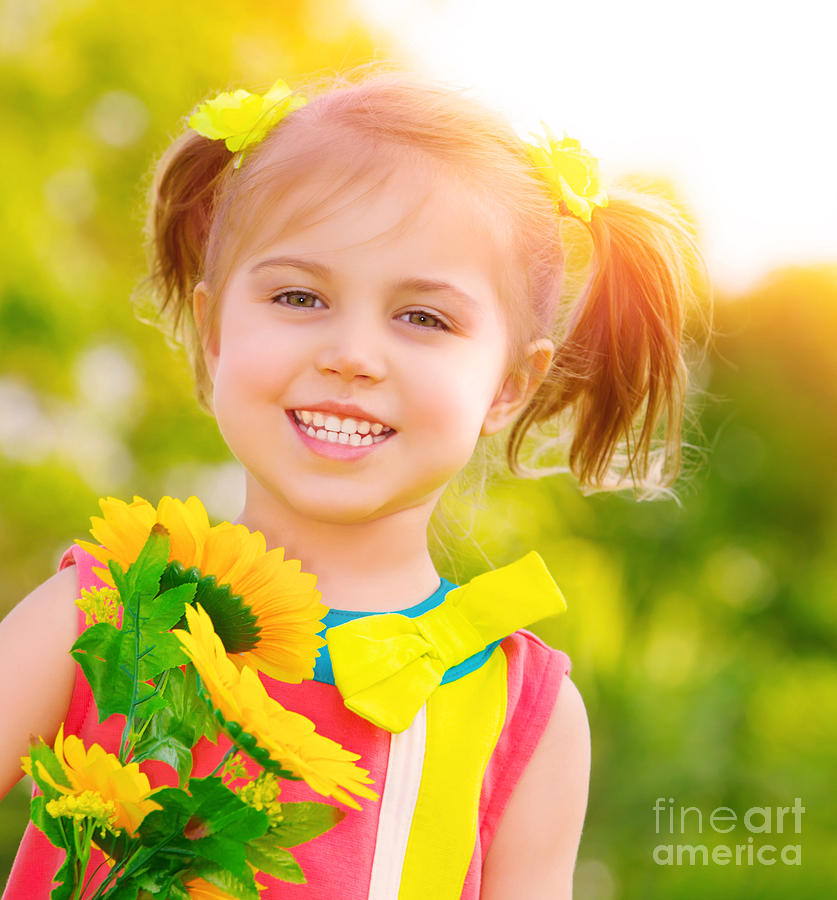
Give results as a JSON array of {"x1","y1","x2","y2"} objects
[{"x1": 326, "y1": 551, "x2": 567, "y2": 733}]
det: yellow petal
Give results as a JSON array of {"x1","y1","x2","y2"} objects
[{"x1": 175, "y1": 605, "x2": 377, "y2": 809}]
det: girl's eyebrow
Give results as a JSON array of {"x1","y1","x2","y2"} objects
[
  {"x1": 248, "y1": 255, "x2": 480, "y2": 308},
  {"x1": 250, "y1": 255, "x2": 330, "y2": 279}
]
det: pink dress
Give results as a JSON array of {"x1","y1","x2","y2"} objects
[{"x1": 4, "y1": 545, "x2": 572, "y2": 899}]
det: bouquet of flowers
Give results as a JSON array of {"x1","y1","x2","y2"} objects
[{"x1": 22, "y1": 496, "x2": 378, "y2": 899}]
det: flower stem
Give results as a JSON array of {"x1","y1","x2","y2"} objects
[
  {"x1": 208, "y1": 745, "x2": 236, "y2": 778},
  {"x1": 88, "y1": 834, "x2": 175, "y2": 899},
  {"x1": 118, "y1": 588, "x2": 143, "y2": 763},
  {"x1": 71, "y1": 820, "x2": 92, "y2": 900}
]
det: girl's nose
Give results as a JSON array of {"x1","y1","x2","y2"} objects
[{"x1": 314, "y1": 322, "x2": 387, "y2": 384}]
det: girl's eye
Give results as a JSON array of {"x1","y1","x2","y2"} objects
[
  {"x1": 399, "y1": 310, "x2": 450, "y2": 331},
  {"x1": 271, "y1": 290, "x2": 323, "y2": 309}
]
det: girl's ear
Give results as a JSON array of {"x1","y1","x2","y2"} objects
[
  {"x1": 481, "y1": 338, "x2": 554, "y2": 436},
  {"x1": 193, "y1": 281, "x2": 220, "y2": 381}
]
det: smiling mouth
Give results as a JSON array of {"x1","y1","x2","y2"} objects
[{"x1": 290, "y1": 409, "x2": 395, "y2": 447}]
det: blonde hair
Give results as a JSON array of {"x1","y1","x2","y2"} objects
[{"x1": 141, "y1": 62, "x2": 709, "y2": 499}]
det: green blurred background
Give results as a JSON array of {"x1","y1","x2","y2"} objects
[{"x1": 1, "y1": 1, "x2": 835, "y2": 897}]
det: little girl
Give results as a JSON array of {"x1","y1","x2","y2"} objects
[{"x1": 0, "y1": 65, "x2": 703, "y2": 898}]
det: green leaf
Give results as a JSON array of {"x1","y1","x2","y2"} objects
[
  {"x1": 134, "y1": 632, "x2": 188, "y2": 682},
  {"x1": 133, "y1": 778, "x2": 272, "y2": 894},
  {"x1": 137, "y1": 787, "x2": 196, "y2": 845},
  {"x1": 160, "y1": 665, "x2": 219, "y2": 746},
  {"x1": 268, "y1": 801, "x2": 346, "y2": 848},
  {"x1": 48, "y1": 845, "x2": 76, "y2": 900},
  {"x1": 110, "y1": 526, "x2": 170, "y2": 603},
  {"x1": 119, "y1": 577, "x2": 192, "y2": 685},
  {"x1": 29, "y1": 795, "x2": 70, "y2": 850},
  {"x1": 144, "y1": 582, "x2": 196, "y2": 632},
  {"x1": 132, "y1": 689, "x2": 169, "y2": 720},
  {"x1": 132, "y1": 666, "x2": 217, "y2": 786},
  {"x1": 92, "y1": 828, "x2": 133, "y2": 865},
  {"x1": 69, "y1": 615, "x2": 183, "y2": 721},
  {"x1": 132, "y1": 861, "x2": 184, "y2": 896},
  {"x1": 103, "y1": 880, "x2": 139, "y2": 900},
  {"x1": 166, "y1": 881, "x2": 191, "y2": 900},
  {"x1": 187, "y1": 776, "x2": 269, "y2": 842},
  {"x1": 132, "y1": 733, "x2": 193, "y2": 786},
  {"x1": 188, "y1": 833, "x2": 248, "y2": 878},
  {"x1": 70, "y1": 623, "x2": 134, "y2": 720},
  {"x1": 25, "y1": 737, "x2": 71, "y2": 800},
  {"x1": 192, "y1": 861, "x2": 261, "y2": 900},
  {"x1": 83, "y1": 529, "x2": 196, "y2": 757},
  {"x1": 245, "y1": 837, "x2": 306, "y2": 883}
]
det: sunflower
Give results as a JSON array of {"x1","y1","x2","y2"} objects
[
  {"x1": 22, "y1": 725, "x2": 160, "y2": 835},
  {"x1": 77, "y1": 496, "x2": 328, "y2": 682},
  {"x1": 173, "y1": 604, "x2": 379, "y2": 812}
]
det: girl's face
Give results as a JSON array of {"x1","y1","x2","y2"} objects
[{"x1": 196, "y1": 162, "x2": 534, "y2": 527}]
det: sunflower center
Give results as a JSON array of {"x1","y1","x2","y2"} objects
[{"x1": 161, "y1": 561, "x2": 261, "y2": 654}]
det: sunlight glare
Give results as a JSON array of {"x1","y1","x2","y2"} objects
[{"x1": 355, "y1": 0, "x2": 837, "y2": 292}]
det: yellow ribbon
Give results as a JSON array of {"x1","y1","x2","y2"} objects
[{"x1": 326, "y1": 551, "x2": 567, "y2": 733}]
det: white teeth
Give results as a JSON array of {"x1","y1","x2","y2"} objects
[{"x1": 293, "y1": 409, "x2": 394, "y2": 447}]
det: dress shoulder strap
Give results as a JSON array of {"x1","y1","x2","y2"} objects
[
  {"x1": 57, "y1": 543, "x2": 108, "y2": 735},
  {"x1": 478, "y1": 628, "x2": 572, "y2": 851}
]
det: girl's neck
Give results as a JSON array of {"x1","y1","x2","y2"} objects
[{"x1": 233, "y1": 479, "x2": 443, "y2": 613}]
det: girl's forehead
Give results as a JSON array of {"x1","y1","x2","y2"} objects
[
  {"x1": 251, "y1": 168, "x2": 423, "y2": 253},
  {"x1": 233, "y1": 156, "x2": 510, "y2": 279}
]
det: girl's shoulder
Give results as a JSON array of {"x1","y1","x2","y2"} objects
[{"x1": 0, "y1": 548, "x2": 81, "y2": 800}]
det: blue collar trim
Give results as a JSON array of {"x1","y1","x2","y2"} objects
[{"x1": 313, "y1": 576, "x2": 503, "y2": 686}]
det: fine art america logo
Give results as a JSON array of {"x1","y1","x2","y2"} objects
[{"x1": 652, "y1": 797, "x2": 805, "y2": 867}]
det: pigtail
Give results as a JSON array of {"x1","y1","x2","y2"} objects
[
  {"x1": 141, "y1": 129, "x2": 233, "y2": 409},
  {"x1": 509, "y1": 188, "x2": 706, "y2": 496}
]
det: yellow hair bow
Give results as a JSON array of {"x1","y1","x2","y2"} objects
[
  {"x1": 525, "y1": 124, "x2": 608, "y2": 222},
  {"x1": 326, "y1": 551, "x2": 567, "y2": 733},
  {"x1": 188, "y1": 78, "x2": 306, "y2": 168}
]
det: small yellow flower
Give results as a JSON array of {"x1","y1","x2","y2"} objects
[
  {"x1": 77, "y1": 495, "x2": 328, "y2": 682},
  {"x1": 220, "y1": 751, "x2": 249, "y2": 786},
  {"x1": 237, "y1": 771, "x2": 284, "y2": 827},
  {"x1": 525, "y1": 125, "x2": 608, "y2": 222},
  {"x1": 188, "y1": 78, "x2": 307, "y2": 160},
  {"x1": 22, "y1": 725, "x2": 160, "y2": 835},
  {"x1": 174, "y1": 604, "x2": 379, "y2": 811},
  {"x1": 46, "y1": 790, "x2": 117, "y2": 830},
  {"x1": 76, "y1": 586, "x2": 120, "y2": 626}
]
